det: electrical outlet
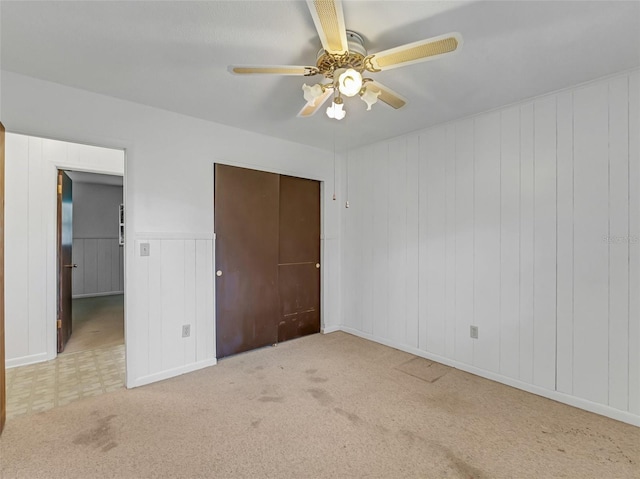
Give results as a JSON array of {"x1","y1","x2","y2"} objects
[
  {"x1": 140, "y1": 243, "x2": 150, "y2": 257},
  {"x1": 182, "y1": 324, "x2": 191, "y2": 338},
  {"x1": 470, "y1": 325, "x2": 479, "y2": 339}
]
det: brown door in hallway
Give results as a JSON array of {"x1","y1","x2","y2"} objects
[
  {"x1": 214, "y1": 165, "x2": 320, "y2": 359},
  {"x1": 277, "y1": 175, "x2": 320, "y2": 342},
  {"x1": 57, "y1": 170, "x2": 74, "y2": 353},
  {"x1": 0, "y1": 122, "x2": 6, "y2": 435}
]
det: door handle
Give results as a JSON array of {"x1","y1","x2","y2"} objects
[
  {"x1": 216, "y1": 270, "x2": 223, "y2": 277},
  {"x1": 64, "y1": 264, "x2": 78, "y2": 268},
  {"x1": 316, "y1": 263, "x2": 320, "y2": 269}
]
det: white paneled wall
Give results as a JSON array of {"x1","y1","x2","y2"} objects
[
  {"x1": 72, "y1": 238, "x2": 124, "y2": 297},
  {"x1": 341, "y1": 70, "x2": 640, "y2": 425},
  {"x1": 4, "y1": 134, "x2": 124, "y2": 367},
  {"x1": 129, "y1": 236, "x2": 215, "y2": 386}
]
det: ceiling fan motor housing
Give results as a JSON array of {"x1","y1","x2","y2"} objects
[{"x1": 316, "y1": 30, "x2": 367, "y2": 79}]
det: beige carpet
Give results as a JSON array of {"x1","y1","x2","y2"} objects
[{"x1": 1, "y1": 332, "x2": 638, "y2": 478}]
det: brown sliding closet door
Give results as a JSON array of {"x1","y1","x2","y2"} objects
[
  {"x1": 215, "y1": 165, "x2": 280, "y2": 358},
  {"x1": 278, "y1": 175, "x2": 320, "y2": 342},
  {"x1": 214, "y1": 165, "x2": 320, "y2": 359}
]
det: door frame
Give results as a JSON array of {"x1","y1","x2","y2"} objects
[
  {"x1": 1, "y1": 122, "x2": 6, "y2": 435},
  {"x1": 212, "y1": 161, "x2": 329, "y2": 337},
  {"x1": 34, "y1": 142, "x2": 124, "y2": 375},
  {"x1": 51, "y1": 162, "x2": 126, "y2": 362}
]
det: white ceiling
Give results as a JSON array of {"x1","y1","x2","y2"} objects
[{"x1": 1, "y1": 1, "x2": 639, "y2": 151}]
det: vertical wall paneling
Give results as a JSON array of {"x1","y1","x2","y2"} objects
[
  {"x1": 132, "y1": 240, "x2": 150, "y2": 379},
  {"x1": 418, "y1": 133, "x2": 429, "y2": 351},
  {"x1": 519, "y1": 103, "x2": 535, "y2": 384},
  {"x1": 27, "y1": 138, "x2": 46, "y2": 354},
  {"x1": 473, "y1": 112, "x2": 501, "y2": 372},
  {"x1": 72, "y1": 240, "x2": 85, "y2": 294},
  {"x1": 360, "y1": 146, "x2": 374, "y2": 335},
  {"x1": 72, "y1": 238, "x2": 123, "y2": 297},
  {"x1": 111, "y1": 241, "x2": 121, "y2": 292},
  {"x1": 184, "y1": 240, "x2": 197, "y2": 365},
  {"x1": 195, "y1": 239, "x2": 215, "y2": 361},
  {"x1": 97, "y1": 238, "x2": 112, "y2": 293},
  {"x1": 346, "y1": 149, "x2": 364, "y2": 333},
  {"x1": 556, "y1": 91, "x2": 574, "y2": 394},
  {"x1": 371, "y1": 143, "x2": 390, "y2": 339},
  {"x1": 131, "y1": 236, "x2": 214, "y2": 380},
  {"x1": 533, "y1": 97, "x2": 557, "y2": 390},
  {"x1": 573, "y1": 82, "x2": 610, "y2": 405},
  {"x1": 444, "y1": 125, "x2": 457, "y2": 358},
  {"x1": 628, "y1": 71, "x2": 639, "y2": 415},
  {"x1": 119, "y1": 246, "x2": 125, "y2": 292},
  {"x1": 454, "y1": 119, "x2": 475, "y2": 365},
  {"x1": 608, "y1": 76, "x2": 630, "y2": 411},
  {"x1": 160, "y1": 240, "x2": 185, "y2": 371},
  {"x1": 134, "y1": 236, "x2": 215, "y2": 375},
  {"x1": 4, "y1": 134, "x2": 29, "y2": 361},
  {"x1": 83, "y1": 240, "x2": 98, "y2": 293},
  {"x1": 388, "y1": 139, "x2": 407, "y2": 345},
  {"x1": 343, "y1": 151, "x2": 354, "y2": 331},
  {"x1": 499, "y1": 106, "x2": 521, "y2": 379},
  {"x1": 405, "y1": 136, "x2": 420, "y2": 348},
  {"x1": 147, "y1": 240, "x2": 163, "y2": 374},
  {"x1": 339, "y1": 70, "x2": 639, "y2": 424},
  {"x1": 424, "y1": 128, "x2": 447, "y2": 355}
]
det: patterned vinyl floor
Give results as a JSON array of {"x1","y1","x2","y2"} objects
[{"x1": 5, "y1": 343, "x2": 125, "y2": 420}]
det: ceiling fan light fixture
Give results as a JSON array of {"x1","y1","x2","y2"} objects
[
  {"x1": 337, "y1": 68, "x2": 363, "y2": 97},
  {"x1": 360, "y1": 86, "x2": 381, "y2": 111},
  {"x1": 302, "y1": 83, "x2": 325, "y2": 105},
  {"x1": 326, "y1": 97, "x2": 346, "y2": 120}
]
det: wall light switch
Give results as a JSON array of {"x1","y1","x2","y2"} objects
[{"x1": 140, "y1": 243, "x2": 150, "y2": 257}]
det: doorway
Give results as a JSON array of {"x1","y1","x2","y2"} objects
[
  {"x1": 214, "y1": 164, "x2": 321, "y2": 359},
  {"x1": 58, "y1": 170, "x2": 125, "y2": 355},
  {"x1": 3, "y1": 146, "x2": 126, "y2": 420}
]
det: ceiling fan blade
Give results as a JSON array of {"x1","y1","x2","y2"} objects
[
  {"x1": 366, "y1": 33, "x2": 462, "y2": 72},
  {"x1": 365, "y1": 81, "x2": 407, "y2": 109},
  {"x1": 229, "y1": 65, "x2": 319, "y2": 76},
  {"x1": 297, "y1": 88, "x2": 334, "y2": 118},
  {"x1": 306, "y1": 0, "x2": 348, "y2": 54}
]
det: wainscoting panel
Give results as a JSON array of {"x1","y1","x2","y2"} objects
[
  {"x1": 72, "y1": 238, "x2": 123, "y2": 297},
  {"x1": 132, "y1": 237, "x2": 215, "y2": 381}
]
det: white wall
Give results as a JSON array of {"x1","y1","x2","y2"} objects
[
  {"x1": 1, "y1": 71, "x2": 341, "y2": 387},
  {"x1": 341, "y1": 69, "x2": 640, "y2": 426},
  {"x1": 4, "y1": 134, "x2": 124, "y2": 367},
  {"x1": 73, "y1": 182, "x2": 122, "y2": 238},
  {"x1": 72, "y1": 182, "x2": 124, "y2": 297}
]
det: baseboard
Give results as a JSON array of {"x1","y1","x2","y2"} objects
[
  {"x1": 321, "y1": 325, "x2": 341, "y2": 334},
  {"x1": 6, "y1": 351, "x2": 50, "y2": 369},
  {"x1": 340, "y1": 326, "x2": 640, "y2": 428},
  {"x1": 127, "y1": 357, "x2": 218, "y2": 389},
  {"x1": 72, "y1": 291, "x2": 124, "y2": 299}
]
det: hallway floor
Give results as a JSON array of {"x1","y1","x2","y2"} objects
[{"x1": 4, "y1": 295, "x2": 125, "y2": 419}]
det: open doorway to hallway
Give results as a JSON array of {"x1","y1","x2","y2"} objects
[
  {"x1": 4, "y1": 162, "x2": 126, "y2": 420},
  {"x1": 61, "y1": 171, "x2": 125, "y2": 354}
]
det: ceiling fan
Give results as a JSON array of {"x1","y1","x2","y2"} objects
[{"x1": 229, "y1": 0, "x2": 462, "y2": 120}]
